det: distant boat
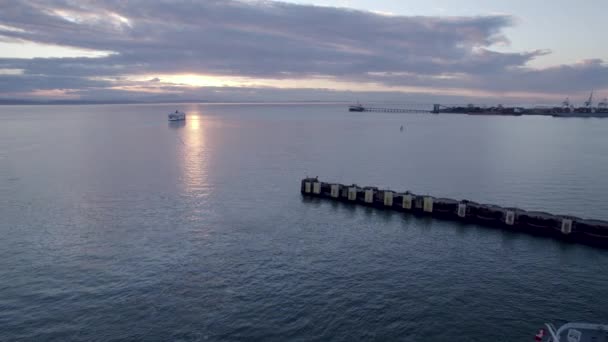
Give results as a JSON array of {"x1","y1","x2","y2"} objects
[
  {"x1": 537, "y1": 322, "x2": 608, "y2": 341},
  {"x1": 168, "y1": 110, "x2": 186, "y2": 121},
  {"x1": 349, "y1": 101, "x2": 365, "y2": 112}
]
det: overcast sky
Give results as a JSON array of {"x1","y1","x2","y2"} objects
[{"x1": 0, "y1": 0, "x2": 606, "y2": 104}]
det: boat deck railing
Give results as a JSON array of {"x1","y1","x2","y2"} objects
[{"x1": 545, "y1": 322, "x2": 608, "y2": 342}]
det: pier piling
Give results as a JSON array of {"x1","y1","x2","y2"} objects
[{"x1": 301, "y1": 178, "x2": 608, "y2": 247}]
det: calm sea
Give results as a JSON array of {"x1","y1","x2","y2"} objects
[{"x1": 1, "y1": 103, "x2": 607, "y2": 341}]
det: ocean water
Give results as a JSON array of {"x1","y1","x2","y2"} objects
[{"x1": 0, "y1": 103, "x2": 607, "y2": 341}]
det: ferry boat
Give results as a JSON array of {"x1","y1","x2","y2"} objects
[
  {"x1": 348, "y1": 101, "x2": 365, "y2": 112},
  {"x1": 168, "y1": 110, "x2": 186, "y2": 121},
  {"x1": 536, "y1": 322, "x2": 608, "y2": 341}
]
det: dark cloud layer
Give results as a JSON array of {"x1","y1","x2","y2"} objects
[{"x1": 0, "y1": 0, "x2": 606, "y2": 101}]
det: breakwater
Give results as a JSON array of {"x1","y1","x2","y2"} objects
[{"x1": 301, "y1": 178, "x2": 608, "y2": 247}]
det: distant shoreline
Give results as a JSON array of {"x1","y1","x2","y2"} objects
[{"x1": 0, "y1": 99, "x2": 351, "y2": 106}]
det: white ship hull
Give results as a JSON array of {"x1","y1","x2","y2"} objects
[{"x1": 168, "y1": 110, "x2": 186, "y2": 121}]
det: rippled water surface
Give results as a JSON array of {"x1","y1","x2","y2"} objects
[{"x1": 1, "y1": 104, "x2": 607, "y2": 341}]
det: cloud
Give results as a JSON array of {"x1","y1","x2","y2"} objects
[{"x1": 0, "y1": 0, "x2": 606, "y2": 102}]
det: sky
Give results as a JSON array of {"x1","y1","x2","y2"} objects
[{"x1": 0, "y1": 0, "x2": 607, "y2": 104}]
